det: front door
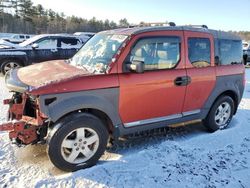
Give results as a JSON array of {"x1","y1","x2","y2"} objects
[
  {"x1": 118, "y1": 31, "x2": 187, "y2": 127},
  {"x1": 31, "y1": 37, "x2": 59, "y2": 63}
]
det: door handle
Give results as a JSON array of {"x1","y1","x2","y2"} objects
[
  {"x1": 51, "y1": 49, "x2": 58, "y2": 53},
  {"x1": 174, "y1": 76, "x2": 191, "y2": 86}
]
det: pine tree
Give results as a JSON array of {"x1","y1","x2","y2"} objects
[
  {"x1": 18, "y1": 0, "x2": 34, "y2": 22},
  {"x1": 10, "y1": 0, "x2": 21, "y2": 17},
  {"x1": 119, "y1": 18, "x2": 129, "y2": 27}
]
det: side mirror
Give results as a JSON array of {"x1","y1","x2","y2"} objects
[
  {"x1": 32, "y1": 43, "x2": 39, "y2": 49},
  {"x1": 215, "y1": 56, "x2": 220, "y2": 65},
  {"x1": 243, "y1": 55, "x2": 247, "y2": 65},
  {"x1": 127, "y1": 60, "x2": 145, "y2": 73}
]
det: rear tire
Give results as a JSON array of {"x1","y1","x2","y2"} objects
[
  {"x1": 47, "y1": 113, "x2": 109, "y2": 172},
  {"x1": 1, "y1": 60, "x2": 23, "y2": 75},
  {"x1": 203, "y1": 95, "x2": 234, "y2": 132}
]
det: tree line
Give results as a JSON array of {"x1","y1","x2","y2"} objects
[
  {"x1": 1, "y1": 0, "x2": 250, "y2": 40},
  {"x1": 0, "y1": 0, "x2": 130, "y2": 34},
  {"x1": 230, "y1": 31, "x2": 250, "y2": 41}
]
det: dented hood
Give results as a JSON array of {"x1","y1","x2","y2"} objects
[
  {"x1": 4, "y1": 60, "x2": 89, "y2": 92},
  {"x1": 17, "y1": 60, "x2": 90, "y2": 88}
]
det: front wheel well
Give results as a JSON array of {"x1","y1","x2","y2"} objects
[
  {"x1": 86, "y1": 109, "x2": 114, "y2": 134},
  {"x1": 52, "y1": 109, "x2": 114, "y2": 134},
  {"x1": 2, "y1": 57, "x2": 24, "y2": 64}
]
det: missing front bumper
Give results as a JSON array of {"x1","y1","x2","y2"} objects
[{"x1": 0, "y1": 121, "x2": 38, "y2": 145}]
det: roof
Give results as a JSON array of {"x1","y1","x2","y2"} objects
[
  {"x1": 101, "y1": 26, "x2": 241, "y2": 41},
  {"x1": 37, "y1": 34, "x2": 80, "y2": 38}
]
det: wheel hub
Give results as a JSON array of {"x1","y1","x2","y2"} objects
[
  {"x1": 215, "y1": 102, "x2": 231, "y2": 127},
  {"x1": 61, "y1": 127, "x2": 99, "y2": 164},
  {"x1": 4, "y1": 62, "x2": 20, "y2": 73}
]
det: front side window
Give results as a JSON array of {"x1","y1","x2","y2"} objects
[
  {"x1": 70, "y1": 34, "x2": 128, "y2": 73},
  {"x1": 130, "y1": 37, "x2": 180, "y2": 70},
  {"x1": 219, "y1": 40, "x2": 242, "y2": 65},
  {"x1": 188, "y1": 38, "x2": 211, "y2": 68},
  {"x1": 37, "y1": 38, "x2": 57, "y2": 49}
]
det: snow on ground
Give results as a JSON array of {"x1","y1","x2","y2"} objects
[{"x1": 0, "y1": 69, "x2": 250, "y2": 188}]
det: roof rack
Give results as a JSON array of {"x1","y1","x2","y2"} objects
[
  {"x1": 129, "y1": 21, "x2": 176, "y2": 28},
  {"x1": 128, "y1": 22, "x2": 208, "y2": 29},
  {"x1": 182, "y1": 25, "x2": 208, "y2": 29}
]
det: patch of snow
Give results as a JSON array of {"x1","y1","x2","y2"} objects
[
  {"x1": 0, "y1": 69, "x2": 250, "y2": 187},
  {"x1": 0, "y1": 39, "x2": 19, "y2": 49},
  {"x1": 0, "y1": 51, "x2": 26, "y2": 56}
]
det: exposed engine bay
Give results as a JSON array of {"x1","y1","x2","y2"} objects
[{"x1": 0, "y1": 92, "x2": 48, "y2": 146}]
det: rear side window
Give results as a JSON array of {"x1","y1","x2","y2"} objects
[
  {"x1": 130, "y1": 37, "x2": 181, "y2": 70},
  {"x1": 59, "y1": 38, "x2": 82, "y2": 49},
  {"x1": 188, "y1": 38, "x2": 211, "y2": 68},
  {"x1": 219, "y1": 40, "x2": 242, "y2": 65}
]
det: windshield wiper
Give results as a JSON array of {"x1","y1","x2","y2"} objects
[
  {"x1": 78, "y1": 64, "x2": 89, "y2": 72},
  {"x1": 231, "y1": 62, "x2": 242, "y2": 65}
]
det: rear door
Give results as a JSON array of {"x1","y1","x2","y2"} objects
[
  {"x1": 183, "y1": 31, "x2": 216, "y2": 113},
  {"x1": 118, "y1": 31, "x2": 187, "y2": 127}
]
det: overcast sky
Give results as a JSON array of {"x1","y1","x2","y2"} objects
[{"x1": 32, "y1": 0, "x2": 250, "y2": 31}]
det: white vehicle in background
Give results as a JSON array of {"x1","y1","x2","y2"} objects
[
  {"x1": 1, "y1": 34, "x2": 34, "y2": 44},
  {"x1": 73, "y1": 32, "x2": 95, "y2": 43},
  {"x1": 243, "y1": 41, "x2": 250, "y2": 65},
  {"x1": 243, "y1": 41, "x2": 249, "y2": 50}
]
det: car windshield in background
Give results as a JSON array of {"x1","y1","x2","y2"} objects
[
  {"x1": 70, "y1": 34, "x2": 128, "y2": 73},
  {"x1": 18, "y1": 35, "x2": 43, "y2": 47}
]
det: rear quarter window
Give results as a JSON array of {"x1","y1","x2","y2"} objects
[{"x1": 219, "y1": 40, "x2": 242, "y2": 65}]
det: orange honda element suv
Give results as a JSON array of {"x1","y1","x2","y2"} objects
[{"x1": 0, "y1": 23, "x2": 245, "y2": 171}]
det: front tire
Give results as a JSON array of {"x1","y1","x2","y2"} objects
[
  {"x1": 203, "y1": 95, "x2": 234, "y2": 132},
  {"x1": 47, "y1": 113, "x2": 109, "y2": 172}
]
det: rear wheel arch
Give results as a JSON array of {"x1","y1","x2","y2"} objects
[
  {"x1": 213, "y1": 90, "x2": 238, "y2": 114},
  {"x1": 203, "y1": 89, "x2": 239, "y2": 119}
]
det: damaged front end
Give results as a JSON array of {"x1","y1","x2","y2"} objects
[{"x1": 1, "y1": 71, "x2": 48, "y2": 146}]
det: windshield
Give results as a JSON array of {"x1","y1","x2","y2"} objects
[
  {"x1": 19, "y1": 35, "x2": 43, "y2": 47},
  {"x1": 70, "y1": 34, "x2": 128, "y2": 73}
]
